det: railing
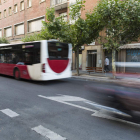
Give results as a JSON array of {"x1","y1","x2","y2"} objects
[{"x1": 51, "y1": 0, "x2": 67, "y2": 6}]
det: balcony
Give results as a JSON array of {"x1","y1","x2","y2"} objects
[{"x1": 50, "y1": 0, "x2": 68, "y2": 10}]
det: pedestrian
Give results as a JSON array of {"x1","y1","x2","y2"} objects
[{"x1": 104, "y1": 56, "x2": 110, "y2": 72}]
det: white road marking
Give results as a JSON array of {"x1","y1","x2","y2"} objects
[
  {"x1": 49, "y1": 95, "x2": 86, "y2": 102},
  {"x1": 38, "y1": 95, "x2": 139, "y2": 126},
  {"x1": 1, "y1": 109, "x2": 19, "y2": 118},
  {"x1": 92, "y1": 110, "x2": 140, "y2": 126},
  {"x1": 38, "y1": 95, "x2": 97, "y2": 113},
  {"x1": 32, "y1": 125, "x2": 66, "y2": 140},
  {"x1": 85, "y1": 101, "x2": 131, "y2": 117}
]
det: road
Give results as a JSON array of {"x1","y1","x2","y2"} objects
[{"x1": 0, "y1": 75, "x2": 140, "y2": 140}]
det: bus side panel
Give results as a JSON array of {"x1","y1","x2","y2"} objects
[
  {"x1": 6, "y1": 64, "x2": 16, "y2": 76},
  {"x1": 27, "y1": 64, "x2": 42, "y2": 80},
  {"x1": 0, "y1": 63, "x2": 15, "y2": 76},
  {"x1": 17, "y1": 65, "x2": 31, "y2": 79},
  {"x1": 0, "y1": 63, "x2": 3, "y2": 74}
]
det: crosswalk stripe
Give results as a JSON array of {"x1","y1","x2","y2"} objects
[
  {"x1": 0, "y1": 108, "x2": 19, "y2": 118},
  {"x1": 32, "y1": 125, "x2": 66, "y2": 140}
]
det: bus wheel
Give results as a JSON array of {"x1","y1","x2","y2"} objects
[{"x1": 14, "y1": 69, "x2": 20, "y2": 80}]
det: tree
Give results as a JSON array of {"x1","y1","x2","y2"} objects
[
  {"x1": 22, "y1": 0, "x2": 104, "y2": 75},
  {"x1": 42, "y1": 0, "x2": 103, "y2": 75},
  {"x1": 91, "y1": 0, "x2": 140, "y2": 78},
  {"x1": 22, "y1": 33, "x2": 42, "y2": 42},
  {"x1": 0, "y1": 37, "x2": 9, "y2": 44}
]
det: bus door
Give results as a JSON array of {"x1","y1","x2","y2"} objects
[{"x1": 25, "y1": 43, "x2": 41, "y2": 80}]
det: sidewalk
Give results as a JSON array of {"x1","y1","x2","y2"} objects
[
  {"x1": 72, "y1": 70, "x2": 114, "y2": 82},
  {"x1": 72, "y1": 70, "x2": 140, "y2": 87}
]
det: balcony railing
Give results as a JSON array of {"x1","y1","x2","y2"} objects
[{"x1": 51, "y1": 0, "x2": 67, "y2": 7}]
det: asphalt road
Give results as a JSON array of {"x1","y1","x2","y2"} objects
[{"x1": 0, "y1": 75, "x2": 140, "y2": 140}]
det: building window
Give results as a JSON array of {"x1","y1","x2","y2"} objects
[
  {"x1": 9, "y1": 7, "x2": 12, "y2": 15},
  {"x1": 40, "y1": 0, "x2": 45, "y2": 3},
  {"x1": 0, "y1": 29, "x2": 2, "y2": 38},
  {"x1": 15, "y1": 23, "x2": 24, "y2": 35},
  {"x1": 28, "y1": 17, "x2": 44, "y2": 33},
  {"x1": 20, "y1": 1, "x2": 24, "y2": 11},
  {"x1": 0, "y1": 12, "x2": 1, "y2": 19},
  {"x1": 59, "y1": 12, "x2": 67, "y2": 22},
  {"x1": 4, "y1": 27, "x2": 12, "y2": 37},
  {"x1": 14, "y1": 4, "x2": 18, "y2": 13},
  {"x1": 4, "y1": 9, "x2": 6, "y2": 18},
  {"x1": 27, "y1": 0, "x2": 32, "y2": 8}
]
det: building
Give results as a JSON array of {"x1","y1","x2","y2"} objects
[
  {"x1": 1, "y1": 0, "x2": 139, "y2": 73},
  {"x1": 0, "y1": 0, "x2": 103, "y2": 71},
  {"x1": 0, "y1": 0, "x2": 50, "y2": 44}
]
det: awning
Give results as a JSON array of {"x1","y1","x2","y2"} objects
[
  {"x1": 119, "y1": 43, "x2": 140, "y2": 49},
  {"x1": 103, "y1": 43, "x2": 140, "y2": 49}
]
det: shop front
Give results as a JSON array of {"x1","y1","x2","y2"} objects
[
  {"x1": 72, "y1": 45, "x2": 103, "y2": 71},
  {"x1": 118, "y1": 43, "x2": 140, "y2": 73}
]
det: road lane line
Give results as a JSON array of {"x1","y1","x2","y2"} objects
[
  {"x1": 32, "y1": 125, "x2": 66, "y2": 140},
  {"x1": 1, "y1": 109, "x2": 19, "y2": 118},
  {"x1": 92, "y1": 110, "x2": 140, "y2": 127},
  {"x1": 38, "y1": 95, "x2": 97, "y2": 113}
]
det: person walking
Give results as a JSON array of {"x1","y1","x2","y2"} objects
[{"x1": 104, "y1": 56, "x2": 110, "y2": 72}]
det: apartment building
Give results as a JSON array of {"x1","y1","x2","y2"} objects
[
  {"x1": 0, "y1": 0, "x2": 50, "y2": 44},
  {"x1": 0, "y1": 0, "x2": 104, "y2": 71}
]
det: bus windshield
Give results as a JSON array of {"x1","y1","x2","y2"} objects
[{"x1": 48, "y1": 42, "x2": 68, "y2": 60}]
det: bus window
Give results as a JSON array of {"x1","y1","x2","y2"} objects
[
  {"x1": 48, "y1": 42, "x2": 68, "y2": 60},
  {"x1": 22, "y1": 46, "x2": 33, "y2": 65},
  {"x1": 0, "y1": 53, "x2": 5, "y2": 63},
  {"x1": 34, "y1": 42, "x2": 40, "y2": 64}
]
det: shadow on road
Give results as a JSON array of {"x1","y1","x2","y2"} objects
[{"x1": 0, "y1": 74, "x2": 69, "y2": 86}]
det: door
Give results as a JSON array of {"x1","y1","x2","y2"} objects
[{"x1": 88, "y1": 50, "x2": 97, "y2": 67}]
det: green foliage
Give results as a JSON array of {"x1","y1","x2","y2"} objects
[
  {"x1": 42, "y1": 0, "x2": 102, "y2": 50},
  {"x1": 93, "y1": 0, "x2": 140, "y2": 51},
  {"x1": 69, "y1": 0, "x2": 85, "y2": 20},
  {"x1": 22, "y1": 33, "x2": 42, "y2": 42},
  {"x1": 0, "y1": 37, "x2": 9, "y2": 44},
  {"x1": 46, "y1": 8, "x2": 55, "y2": 22},
  {"x1": 22, "y1": 0, "x2": 104, "y2": 75}
]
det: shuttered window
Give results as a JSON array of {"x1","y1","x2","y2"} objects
[
  {"x1": 0, "y1": 12, "x2": 1, "y2": 19},
  {"x1": 40, "y1": 0, "x2": 45, "y2": 2},
  {"x1": 20, "y1": 1, "x2": 24, "y2": 10},
  {"x1": 5, "y1": 27, "x2": 12, "y2": 37},
  {"x1": 0, "y1": 30, "x2": 2, "y2": 38},
  {"x1": 9, "y1": 7, "x2": 12, "y2": 15},
  {"x1": 4, "y1": 10, "x2": 6, "y2": 18},
  {"x1": 27, "y1": 0, "x2": 32, "y2": 7},
  {"x1": 28, "y1": 18, "x2": 44, "y2": 32},
  {"x1": 14, "y1": 4, "x2": 18, "y2": 13},
  {"x1": 15, "y1": 24, "x2": 24, "y2": 35}
]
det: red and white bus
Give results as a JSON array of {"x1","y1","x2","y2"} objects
[{"x1": 0, "y1": 40, "x2": 72, "y2": 81}]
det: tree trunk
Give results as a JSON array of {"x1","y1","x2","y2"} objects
[
  {"x1": 76, "y1": 47, "x2": 79, "y2": 76},
  {"x1": 112, "y1": 49, "x2": 116, "y2": 79}
]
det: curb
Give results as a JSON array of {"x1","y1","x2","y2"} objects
[{"x1": 72, "y1": 76, "x2": 116, "y2": 83}]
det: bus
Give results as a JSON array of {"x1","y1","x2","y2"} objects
[{"x1": 0, "y1": 40, "x2": 72, "y2": 81}]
